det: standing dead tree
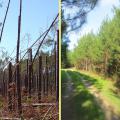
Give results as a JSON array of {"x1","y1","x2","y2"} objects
[{"x1": 0, "y1": 13, "x2": 59, "y2": 119}]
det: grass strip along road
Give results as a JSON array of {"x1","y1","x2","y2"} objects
[{"x1": 61, "y1": 69, "x2": 105, "y2": 120}]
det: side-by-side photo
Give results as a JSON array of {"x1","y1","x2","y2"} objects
[
  {"x1": 61, "y1": 0, "x2": 120, "y2": 120},
  {"x1": 1, "y1": 0, "x2": 120, "y2": 120},
  {"x1": 0, "y1": 0, "x2": 59, "y2": 119}
]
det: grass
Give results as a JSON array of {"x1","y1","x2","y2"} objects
[
  {"x1": 74, "y1": 69, "x2": 120, "y2": 115},
  {"x1": 61, "y1": 70, "x2": 68, "y2": 96},
  {"x1": 62, "y1": 69, "x2": 105, "y2": 120}
]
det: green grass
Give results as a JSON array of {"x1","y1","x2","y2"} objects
[
  {"x1": 75, "y1": 70, "x2": 120, "y2": 115},
  {"x1": 61, "y1": 70, "x2": 68, "y2": 96},
  {"x1": 62, "y1": 70, "x2": 105, "y2": 120}
]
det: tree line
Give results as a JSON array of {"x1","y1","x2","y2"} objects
[
  {"x1": 61, "y1": 0, "x2": 99, "y2": 68},
  {"x1": 68, "y1": 7, "x2": 120, "y2": 89}
]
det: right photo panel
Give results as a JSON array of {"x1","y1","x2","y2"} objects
[{"x1": 61, "y1": 0, "x2": 120, "y2": 120}]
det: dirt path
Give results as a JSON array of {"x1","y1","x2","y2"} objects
[
  {"x1": 81, "y1": 79, "x2": 120, "y2": 120},
  {"x1": 61, "y1": 72, "x2": 74, "y2": 120},
  {"x1": 62, "y1": 70, "x2": 120, "y2": 120},
  {"x1": 62, "y1": 72, "x2": 73, "y2": 99}
]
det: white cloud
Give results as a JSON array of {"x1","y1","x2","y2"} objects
[
  {"x1": 100, "y1": 0, "x2": 119, "y2": 7},
  {"x1": 80, "y1": 26, "x2": 93, "y2": 37},
  {"x1": 68, "y1": 26, "x2": 93, "y2": 50},
  {"x1": 68, "y1": 32, "x2": 80, "y2": 50}
]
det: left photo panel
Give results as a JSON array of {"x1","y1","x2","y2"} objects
[{"x1": 0, "y1": 0, "x2": 59, "y2": 119}]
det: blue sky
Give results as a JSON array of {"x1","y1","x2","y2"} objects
[
  {"x1": 0, "y1": 0, "x2": 58, "y2": 57},
  {"x1": 68, "y1": 0, "x2": 120, "y2": 50}
]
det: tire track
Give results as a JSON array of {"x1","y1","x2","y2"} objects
[
  {"x1": 81, "y1": 79, "x2": 120, "y2": 120},
  {"x1": 62, "y1": 71, "x2": 74, "y2": 120}
]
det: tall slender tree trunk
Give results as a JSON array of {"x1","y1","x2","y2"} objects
[{"x1": 104, "y1": 51, "x2": 108, "y2": 75}]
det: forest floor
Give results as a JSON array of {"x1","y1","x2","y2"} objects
[
  {"x1": 0, "y1": 93, "x2": 58, "y2": 119},
  {"x1": 61, "y1": 69, "x2": 120, "y2": 120}
]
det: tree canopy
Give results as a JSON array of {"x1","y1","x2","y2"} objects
[
  {"x1": 62, "y1": 0, "x2": 99, "y2": 33},
  {"x1": 61, "y1": 0, "x2": 99, "y2": 68},
  {"x1": 68, "y1": 7, "x2": 120, "y2": 89}
]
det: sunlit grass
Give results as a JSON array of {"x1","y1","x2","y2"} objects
[
  {"x1": 74, "y1": 69, "x2": 120, "y2": 115},
  {"x1": 62, "y1": 70, "x2": 105, "y2": 120},
  {"x1": 61, "y1": 70, "x2": 68, "y2": 96}
]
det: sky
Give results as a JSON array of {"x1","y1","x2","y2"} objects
[
  {"x1": 0, "y1": 0, "x2": 58, "y2": 57},
  {"x1": 68, "y1": 0, "x2": 120, "y2": 50}
]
